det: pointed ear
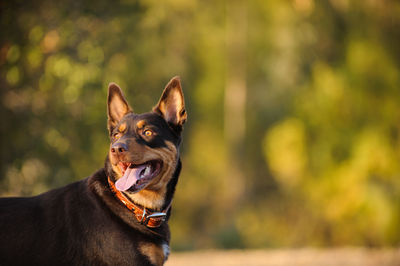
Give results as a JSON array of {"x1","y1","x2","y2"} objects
[
  {"x1": 107, "y1": 82, "x2": 132, "y2": 133},
  {"x1": 153, "y1": 76, "x2": 187, "y2": 132}
]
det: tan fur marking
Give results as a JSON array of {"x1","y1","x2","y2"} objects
[
  {"x1": 136, "y1": 120, "x2": 146, "y2": 129},
  {"x1": 139, "y1": 242, "x2": 164, "y2": 266},
  {"x1": 118, "y1": 123, "x2": 127, "y2": 132},
  {"x1": 158, "y1": 102, "x2": 166, "y2": 115},
  {"x1": 125, "y1": 142, "x2": 177, "y2": 210},
  {"x1": 109, "y1": 152, "x2": 123, "y2": 177}
]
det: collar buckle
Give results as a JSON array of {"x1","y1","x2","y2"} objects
[{"x1": 142, "y1": 212, "x2": 167, "y2": 227}]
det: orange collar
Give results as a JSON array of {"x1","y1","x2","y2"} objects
[{"x1": 107, "y1": 176, "x2": 169, "y2": 228}]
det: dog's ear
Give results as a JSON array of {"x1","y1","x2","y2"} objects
[
  {"x1": 153, "y1": 76, "x2": 187, "y2": 132},
  {"x1": 107, "y1": 83, "x2": 132, "y2": 133}
]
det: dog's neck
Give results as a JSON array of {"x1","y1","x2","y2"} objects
[
  {"x1": 104, "y1": 158, "x2": 181, "y2": 214},
  {"x1": 107, "y1": 176, "x2": 171, "y2": 228}
]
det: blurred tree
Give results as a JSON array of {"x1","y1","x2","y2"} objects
[
  {"x1": 259, "y1": 0, "x2": 400, "y2": 247},
  {"x1": 1, "y1": 0, "x2": 400, "y2": 250}
]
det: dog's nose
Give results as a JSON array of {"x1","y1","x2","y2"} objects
[{"x1": 111, "y1": 142, "x2": 128, "y2": 154}]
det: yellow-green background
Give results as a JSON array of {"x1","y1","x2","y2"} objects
[{"x1": 1, "y1": 0, "x2": 400, "y2": 250}]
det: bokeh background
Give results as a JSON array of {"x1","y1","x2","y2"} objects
[{"x1": 1, "y1": 0, "x2": 400, "y2": 251}]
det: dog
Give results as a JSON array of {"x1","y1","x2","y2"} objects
[{"x1": 0, "y1": 76, "x2": 187, "y2": 266}]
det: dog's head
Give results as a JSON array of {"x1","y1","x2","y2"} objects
[{"x1": 106, "y1": 77, "x2": 186, "y2": 210}]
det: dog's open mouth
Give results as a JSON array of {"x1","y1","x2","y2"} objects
[{"x1": 115, "y1": 160, "x2": 162, "y2": 193}]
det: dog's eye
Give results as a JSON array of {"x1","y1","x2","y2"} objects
[
  {"x1": 143, "y1": 129, "x2": 153, "y2": 137},
  {"x1": 113, "y1": 132, "x2": 122, "y2": 140}
]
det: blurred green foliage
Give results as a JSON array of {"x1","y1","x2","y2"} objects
[{"x1": 1, "y1": 0, "x2": 400, "y2": 250}]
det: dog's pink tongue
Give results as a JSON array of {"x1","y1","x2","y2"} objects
[{"x1": 115, "y1": 165, "x2": 146, "y2": 191}]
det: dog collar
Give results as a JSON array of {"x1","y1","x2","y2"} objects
[{"x1": 107, "y1": 176, "x2": 169, "y2": 228}]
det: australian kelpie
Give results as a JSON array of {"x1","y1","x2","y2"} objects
[{"x1": 0, "y1": 76, "x2": 187, "y2": 265}]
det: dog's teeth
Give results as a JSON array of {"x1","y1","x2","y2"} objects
[{"x1": 144, "y1": 165, "x2": 151, "y2": 176}]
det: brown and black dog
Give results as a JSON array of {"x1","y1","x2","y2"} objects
[{"x1": 0, "y1": 77, "x2": 187, "y2": 266}]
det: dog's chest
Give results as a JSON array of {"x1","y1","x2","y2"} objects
[{"x1": 138, "y1": 241, "x2": 170, "y2": 265}]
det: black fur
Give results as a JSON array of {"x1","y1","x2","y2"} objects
[{"x1": 0, "y1": 167, "x2": 180, "y2": 265}]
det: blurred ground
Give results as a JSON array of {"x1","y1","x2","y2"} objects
[{"x1": 166, "y1": 248, "x2": 400, "y2": 266}]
